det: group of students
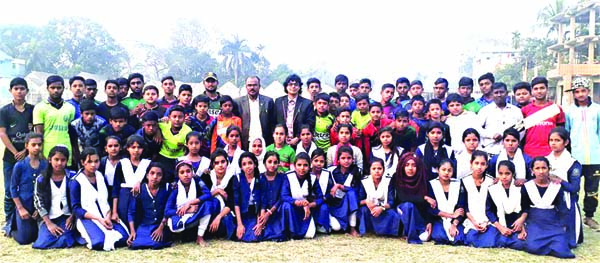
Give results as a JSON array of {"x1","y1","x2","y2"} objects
[{"x1": 1, "y1": 71, "x2": 598, "y2": 259}]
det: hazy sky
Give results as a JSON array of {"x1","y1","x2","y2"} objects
[{"x1": 1, "y1": 0, "x2": 570, "y2": 88}]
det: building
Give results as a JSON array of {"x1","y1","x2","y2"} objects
[
  {"x1": 547, "y1": 1, "x2": 600, "y2": 104},
  {"x1": 0, "y1": 50, "x2": 26, "y2": 78}
]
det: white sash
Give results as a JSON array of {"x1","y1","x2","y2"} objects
[
  {"x1": 175, "y1": 179, "x2": 197, "y2": 226},
  {"x1": 488, "y1": 181, "x2": 521, "y2": 227},
  {"x1": 361, "y1": 175, "x2": 392, "y2": 206},
  {"x1": 430, "y1": 179, "x2": 460, "y2": 241},
  {"x1": 496, "y1": 149, "x2": 527, "y2": 180},
  {"x1": 524, "y1": 180, "x2": 561, "y2": 209},
  {"x1": 418, "y1": 144, "x2": 453, "y2": 174},
  {"x1": 104, "y1": 160, "x2": 118, "y2": 186},
  {"x1": 317, "y1": 170, "x2": 330, "y2": 195},
  {"x1": 210, "y1": 170, "x2": 235, "y2": 210},
  {"x1": 371, "y1": 146, "x2": 403, "y2": 176},
  {"x1": 75, "y1": 171, "x2": 127, "y2": 251},
  {"x1": 462, "y1": 175, "x2": 493, "y2": 233},
  {"x1": 120, "y1": 158, "x2": 151, "y2": 188},
  {"x1": 287, "y1": 172, "x2": 316, "y2": 200},
  {"x1": 547, "y1": 150, "x2": 576, "y2": 209},
  {"x1": 49, "y1": 177, "x2": 70, "y2": 219},
  {"x1": 177, "y1": 156, "x2": 211, "y2": 176}
]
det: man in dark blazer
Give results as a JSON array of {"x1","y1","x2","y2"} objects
[
  {"x1": 274, "y1": 74, "x2": 316, "y2": 147},
  {"x1": 234, "y1": 76, "x2": 275, "y2": 151}
]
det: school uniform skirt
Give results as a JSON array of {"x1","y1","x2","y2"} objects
[
  {"x1": 431, "y1": 219, "x2": 465, "y2": 245},
  {"x1": 525, "y1": 208, "x2": 575, "y2": 258},
  {"x1": 11, "y1": 204, "x2": 37, "y2": 245},
  {"x1": 33, "y1": 215, "x2": 79, "y2": 249},
  {"x1": 130, "y1": 223, "x2": 172, "y2": 250},
  {"x1": 358, "y1": 206, "x2": 401, "y2": 236},
  {"x1": 168, "y1": 199, "x2": 217, "y2": 234},
  {"x1": 77, "y1": 218, "x2": 129, "y2": 251},
  {"x1": 327, "y1": 189, "x2": 359, "y2": 231},
  {"x1": 206, "y1": 212, "x2": 236, "y2": 240},
  {"x1": 562, "y1": 201, "x2": 583, "y2": 248},
  {"x1": 237, "y1": 206, "x2": 260, "y2": 242},
  {"x1": 396, "y1": 202, "x2": 427, "y2": 244},
  {"x1": 118, "y1": 187, "x2": 133, "y2": 225},
  {"x1": 281, "y1": 202, "x2": 315, "y2": 239},
  {"x1": 260, "y1": 205, "x2": 287, "y2": 242},
  {"x1": 465, "y1": 227, "x2": 500, "y2": 248},
  {"x1": 314, "y1": 203, "x2": 331, "y2": 232}
]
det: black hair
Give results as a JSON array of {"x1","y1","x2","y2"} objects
[
  {"x1": 142, "y1": 162, "x2": 166, "y2": 185},
  {"x1": 426, "y1": 99, "x2": 443, "y2": 112},
  {"x1": 410, "y1": 95, "x2": 425, "y2": 105},
  {"x1": 128, "y1": 73, "x2": 145, "y2": 83},
  {"x1": 307, "y1": 77, "x2": 321, "y2": 86},
  {"x1": 497, "y1": 160, "x2": 516, "y2": 177},
  {"x1": 329, "y1": 92, "x2": 340, "y2": 100},
  {"x1": 69, "y1": 76, "x2": 85, "y2": 86},
  {"x1": 531, "y1": 76, "x2": 548, "y2": 87},
  {"x1": 300, "y1": 124, "x2": 312, "y2": 134},
  {"x1": 79, "y1": 99, "x2": 97, "y2": 113},
  {"x1": 125, "y1": 135, "x2": 146, "y2": 156},
  {"x1": 25, "y1": 132, "x2": 43, "y2": 145},
  {"x1": 84, "y1": 79, "x2": 97, "y2": 87},
  {"x1": 438, "y1": 158, "x2": 454, "y2": 171},
  {"x1": 337, "y1": 107, "x2": 352, "y2": 116},
  {"x1": 530, "y1": 156, "x2": 550, "y2": 170},
  {"x1": 410, "y1": 80, "x2": 423, "y2": 87},
  {"x1": 338, "y1": 123, "x2": 353, "y2": 136},
  {"x1": 238, "y1": 151, "x2": 260, "y2": 179},
  {"x1": 226, "y1": 125, "x2": 241, "y2": 137},
  {"x1": 80, "y1": 147, "x2": 99, "y2": 165},
  {"x1": 355, "y1": 93, "x2": 369, "y2": 104},
  {"x1": 336, "y1": 145, "x2": 361, "y2": 186},
  {"x1": 513, "y1": 82, "x2": 531, "y2": 93},
  {"x1": 192, "y1": 94, "x2": 210, "y2": 108},
  {"x1": 335, "y1": 74, "x2": 348, "y2": 84},
  {"x1": 369, "y1": 101, "x2": 382, "y2": 111},
  {"x1": 503, "y1": 128, "x2": 521, "y2": 141},
  {"x1": 462, "y1": 128, "x2": 480, "y2": 142},
  {"x1": 370, "y1": 157, "x2": 385, "y2": 171},
  {"x1": 349, "y1": 83, "x2": 359, "y2": 89},
  {"x1": 478, "y1": 72, "x2": 495, "y2": 84},
  {"x1": 186, "y1": 131, "x2": 202, "y2": 144},
  {"x1": 359, "y1": 78, "x2": 372, "y2": 87},
  {"x1": 396, "y1": 77, "x2": 410, "y2": 86},
  {"x1": 169, "y1": 105, "x2": 185, "y2": 115},
  {"x1": 9, "y1": 77, "x2": 28, "y2": 90},
  {"x1": 116, "y1": 77, "x2": 129, "y2": 87},
  {"x1": 315, "y1": 92, "x2": 330, "y2": 102},
  {"x1": 446, "y1": 93, "x2": 463, "y2": 104},
  {"x1": 378, "y1": 126, "x2": 402, "y2": 170},
  {"x1": 295, "y1": 152, "x2": 311, "y2": 166},
  {"x1": 263, "y1": 151, "x2": 280, "y2": 165},
  {"x1": 143, "y1": 85, "x2": 159, "y2": 94},
  {"x1": 283, "y1": 74, "x2": 303, "y2": 94},
  {"x1": 161, "y1": 76, "x2": 175, "y2": 83},
  {"x1": 548, "y1": 127, "x2": 571, "y2": 152},
  {"x1": 220, "y1": 95, "x2": 234, "y2": 106},
  {"x1": 273, "y1": 124, "x2": 288, "y2": 137},
  {"x1": 394, "y1": 109, "x2": 410, "y2": 119},
  {"x1": 210, "y1": 148, "x2": 229, "y2": 168},
  {"x1": 339, "y1": 92, "x2": 351, "y2": 99},
  {"x1": 179, "y1": 84, "x2": 193, "y2": 94},
  {"x1": 109, "y1": 107, "x2": 128, "y2": 120},
  {"x1": 104, "y1": 79, "x2": 118, "y2": 89},
  {"x1": 471, "y1": 150, "x2": 489, "y2": 163},
  {"x1": 38, "y1": 146, "x2": 71, "y2": 208},
  {"x1": 492, "y1": 82, "x2": 507, "y2": 91},
  {"x1": 434, "y1": 78, "x2": 448, "y2": 88},
  {"x1": 381, "y1": 83, "x2": 395, "y2": 91},
  {"x1": 311, "y1": 148, "x2": 326, "y2": 161}
]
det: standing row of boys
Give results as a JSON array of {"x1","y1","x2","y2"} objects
[{"x1": 1, "y1": 72, "x2": 598, "y2": 258}]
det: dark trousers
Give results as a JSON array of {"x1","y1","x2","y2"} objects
[
  {"x1": 3, "y1": 160, "x2": 16, "y2": 227},
  {"x1": 582, "y1": 165, "x2": 600, "y2": 218}
]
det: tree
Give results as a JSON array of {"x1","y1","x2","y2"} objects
[
  {"x1": 166, "y1": 46, "x2": 219, "y2": 83},
  {"x1": 511, "y1": 31, "x2": 521, "y2": 50},
  {"x1": 537, "y1": 0, "x2": 566, "y2": 36},
  {"x1": 219, "y1": 35, "x2": 255, "y2": 86}
]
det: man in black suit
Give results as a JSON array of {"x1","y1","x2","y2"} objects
[
  {"x1": 274, "y1": 74, "x2": 316, "y2": 147},
  {"x1": 234, "y1": 76, "x2": 275, "y2": 151}
]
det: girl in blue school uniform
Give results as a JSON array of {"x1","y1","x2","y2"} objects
[
  {"x1": 428, "y1": 159, "x2": 466, "y2": 245},
  {"x1": 310, "y1": 149, "x2": 333, "y2": 233},
  {"x1": 281, "y1": 152, "x2": 324, "y2": 239},
  {"x1": 10, "y1": 133, "x2": 47, "y2": 245},
  {"x1": 126, "y1": 162, "x2": 172, "y2": 249},
  {"x1": 415, "y1": 122, "x2": 455, "y2": 181},
  {"x1": 255, "y1": 151, "x2": 287, "y2": 241},
  {"x1": 546, "y1": 127, "x2": 583, "y2": 248},
  {"x1": 461, "y1": 150, "x2": 500, "y2": 248},
  {"x1": 370, "y1": 126, "x2": 404, "y2": 177},
  {"x1": 521, "y1": 157, "x2": 574, "y2": 258},
  {"x1": 328, "y1": 145, "x2": 361, "y2": 237},
  {"x1": 70, "y1": 148, "x2": 129, "y2": 251},
  {"x1": 111, "y1": 135, "x2": 151, "y2": 226},
  {"x1": 486, "y1": 161, "x2": 527, "y2": 250},
  {"x1": 394, "y1": 152, "x2": 436, "y2": 244},
  {"x1": 357, "y1": 157, "x2": 400, "y2": 237},
  {"x1": 32, "y1": 146, "x2": 79, "y2": 249},
  {"x1": 165, "y1": 161, "x2": 216, "y2": 246},
  {"x1": 99, "y1": 136, "x2": 122, "y2": 196},
  {"x1": 178, "y1": 131, "x2": 211, "y2": 176},
  {"x1": 222, "y1": 126, "x2": 245, "y2": 176},
  {"x1": 233, "y1": 152, "x2": 261, "y2": 242},
  {"x1": 200, "y1": 148, "x2": 237, "y2": 240}
]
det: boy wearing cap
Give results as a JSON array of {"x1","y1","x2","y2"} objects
[
  {"x1": 33, "y1": 75, "x2": 78, "y2": 167},
  {"x1": 565, "y1": 77, "x2": 600, "y2": 230},
  {"x1": 71, "y1": 99, "x2": 107, "y2": 155},
  {"x1": 457, "y1": 77, "x2": 482, "y2": 113},
  {"x1": 521, "y1": 76, "x2": 566, "y2": 157},
  {"x1": 158, "y1": 76, "x2": 178, "y2": 112},
  {"x1": 0, "y1": 77, "x2": 34, "y2": 235},
  {"x1": 513, "y1": 82, "x2": 532, "y2": 108},
  {"x1": 203, "y1": 72, "x2": 222, "y2": 117}
]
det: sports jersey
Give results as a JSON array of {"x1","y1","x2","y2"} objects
[{"x1": 33, "y1": 100, "x2": 75, "y2": 165}]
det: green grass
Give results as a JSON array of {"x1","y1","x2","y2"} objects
[{"x1": 1, "y1": 151, "x2": 599, "y2": 262}]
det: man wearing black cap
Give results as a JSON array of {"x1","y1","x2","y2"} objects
[
  {"x1": 203, "y1": 72, "x2": 221, "y2": 117},
  {"x1": 458, "y1": 77, "x2": 482, "y2": 113},
  {"x1": 0, "y1": 77, "x2": 34, "y2": 236},
  {"x1": 33, "y1": 75, "x2": 79, "y2": 168},
  {"x1": 84, "y1": 79, "x2": 100, "y2": 104}
]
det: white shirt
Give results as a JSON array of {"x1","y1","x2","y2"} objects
[
  {"x1": 248, "y1": 96, "x2": 262, "y2": 141},
  {"x1": 478, "y1": 103, "x2": 523, "y2": 155},
  {"x1": 445, "y1": 110, "x2": 479, "y2": 150}
]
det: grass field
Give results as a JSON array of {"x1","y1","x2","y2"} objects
[{"x1": 0, "y1": 148, "x2": 599, "y2": 262}]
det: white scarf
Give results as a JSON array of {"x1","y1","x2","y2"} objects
[
  {"x1": 210, "y1": 170, "x2": 234, "y2": 210},
  {"x1": 104, "y1": 159, "x2": 118, "y2": 186},
  {"x1": 176, "y1": 179, "x2": 197, "y2": 209},
  {"x1": 462, "y1": 175, "x2": 494, "y2": 233},
  {"x1": 547, "y1": 150, "x2": 576, "y2": 209},
  {"x1": 496, "y1": 149, "x2": 527, "y2": 180},
  {"x1": 316, "y1": 170, "x2": 330, "y2": 195},
  {"x1": 524, "y1": 180, "x2": 561, "y2": 209},
  {"x1": 120, "y1": 158, "x2": 151, "y2": 188},
  {"x1": 177, "y1": 156, "x2": 211, "y2": 176},
  {"x1": 49, "y1": 177, "x2": 70, "y2": 219},
  {"x1": 361, "y1": 175, "x2": 392, "y2": 206},
  {"x1": 488, "y1": 180, "x2": 521, "y2": 227},
  {"x1": 430, "y1": 179, "x2": 460, "y2": 241},
  {"x1": 224, "y1": 144, "x2": 244, "y2": 176},
  {"x1": 287, "y1": 172, "x2": 315, "y2": 200}
]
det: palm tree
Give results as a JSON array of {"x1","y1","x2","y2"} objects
[
  {"x1": 219, "y1": 35, "x2": 254, "y2": 86},
  {"x1": 537, "y1": 0, "x2": 566, "y2": 36},
  {"x1": 511, "y1": 31, "x2": 521, "y2": 50}
]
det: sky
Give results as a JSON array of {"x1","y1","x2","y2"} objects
[{"x1": 0, "y1": 0, "x2": 573, "y2": 89}]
